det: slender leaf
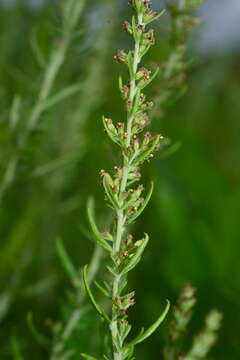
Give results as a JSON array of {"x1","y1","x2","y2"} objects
[
  {"x1": 56, "y1": 238, "x2": 78, "y2": 281},
  {"x1": 159, "y1": 141, "x2": 181, "y2": 159},
  {"x1": 11, "y1": 336, "x2": 24, "y2": 360},
  {"x1": 81, "y1": 354, "x2": 98, "y2": 360},
  {"x1": 30, "y1": 27, "x2": 46, "y2": 68},
  {"x1": 132, "y1": 136, "x2": 160, "y2": 165},
  {"x1": 144, "y1": 9, "x2": 166, "y2": 25},
  {"x1": 95, "y1": 281, "x2": 110, "y2": 298},
  {"x1": 42, "y1": 83, "x2": 82, "y2": 111},
  {"x1": 87, "y1": 206, "x2": 112, "y2": 253},
  {"x1": 83, "y1": 265, "x2": 109, "y2": 322},
  {"x1": 120, "y1": 233, "x2": 149, "y2": 275},
  {"x1": 139, "y1": 67, "x2": 159, "y2": 90},
  {"x1": 102, "y1": 116, "x2": 121, "y2": 146},
  {"x1": 9, "y1": 95, "x2": 21, "y2": 131},
  {"x1": 127, "y1": 182, "x2": 154, "y2": 224},
  {"x1": 129, "y1": 300, "x2": 170, "y2": 346},
  {"x1": 102, "y1": 174, "x2": 120, "y2": 209}
]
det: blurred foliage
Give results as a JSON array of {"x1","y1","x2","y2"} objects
[{"x1": 0, "y1": 0, "x2": 239, "y2": 359}]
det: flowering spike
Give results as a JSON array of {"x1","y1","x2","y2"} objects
[{"x1": 84, "y1": 1, "x2": 206, "y2": 360}]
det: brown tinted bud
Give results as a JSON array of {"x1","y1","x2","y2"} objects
[
  {"x1": 122, "y1": 21, "x2": 132, "y2": 34},
  {"x1": 114, "y1": 50, "x2": 129, "y2": 66},
  {"x1": 137, "y1": 67, "x2": 151, "y2": 81}
]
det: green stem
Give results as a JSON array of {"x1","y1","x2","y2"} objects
[
  {"x1": 126, "y1": 13, "x2": 143, "y2": 147},
  {"x1": 110, "y1": 12, "x2": 143, "y2": 360}
]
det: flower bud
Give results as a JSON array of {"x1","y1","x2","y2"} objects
[
  {"x1": 114, "y1": 50, "x2": 129, "y2": 66},
  {"x1": 122, "y1": 21, "x2": 132, "y2": 35}
]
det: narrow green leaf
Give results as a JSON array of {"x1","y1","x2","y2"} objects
[
  {"x1": 56, "y1": 238, "x2": 78, "y2": 281},
  {"x1": 106, "y1": 265, "x2": 118, "y2": 276},
  {"x1": 139, "y1": 67, "x2": 159, "y2": 90},
  {"x1": 9, "y1": 95, "x2": 21, "y2": 131},
  {"x1": 27, "y1": 313, "x2": 50, "y2": 349},
  {"x1": 129, "y1": 300, "x2": 170, "y2": 346},
  {"x1": 120, "y1": 233, "x2": 149, "y2": 275},
  {"x1": 154, "y1": 8, "x2": 166, "y2": 20},
  {"x1": 140, "y1": 43, "x2": 152, "y2": 58},
  {"x1": 11, "y1": 336, "x2": 24, "y2": 360},
  {"x1": 127, "y1": 182, "x2": 154, "y2": 224},
  {"x1": 144, "y1": 9, "x2": 166, "y2": 25},
  {"x1": 30, "y1": 27, "x2": 46, "y2": 68},
  {"x1": 81, "y1": 354, "x2": 98, "y2": 360},
  {"x1": 87, "y1": 206, "x2": 112, "y2": 253},
  {"x1": 32, "y1": 153, "x2": 77, "y2": 177},
  {"x1": 131, "y1": 88, "x2": 141, "y2": 115},
  {"x1": 42, "y1": 83, "x2": 81, "y2": 111},
  {"x1": 95, "y1": 281, "x2": 110, "y2": 298},
  {"x1": 119, "y1": 75, "x2": 123, "y2": 91},
  {"x1": 159, "y1": 141, "x2": 181, "y2": 159},
  {"x1": 102, "y1": 116, "x2": 121, "y2": 146},
  {"x1": 83, "y1": 265, "x2": 109, "y2": 322},
  {"x1": 102, "y1": 174, "x2": 120, "y2": 210},
  {"x1": 132, "y1": 135, "x2": 160, "y2": 165}
]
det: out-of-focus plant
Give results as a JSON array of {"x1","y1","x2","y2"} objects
[
  {"x1": 0, "y1": 0, "x2": 88, "y2": 353},
  {"x1": 0, "y1": 0, "x2": 86, "y2": 203},
  {"x1": 153, "y1": 0, "x2": 204, "y2": 118},
  {"x1": 164, "y1": 283, "x2": 222, "y2": 360},
  {"x1": 47, "y1": 2, "x2": 117, "y2": 357},
  {"x1": 49, "y1": 240, "x2": 103, "y2": 360}
]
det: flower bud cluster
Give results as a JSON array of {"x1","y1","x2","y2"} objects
[
  {"x1": 114, "y1": 292, "x2": 135, "y2": 314},
  {"x1": 181, "y1": 309, "x2": 222, "y2": 360},
  {"x1": 170, "y1": 283, "x2": 197, "y2": 341},
  {"x1": 168, "y1": 0, "x2": 204, "y2": 45},
  {"x1": 164, "y1": 284, "x2": 222, "y2": 360}
]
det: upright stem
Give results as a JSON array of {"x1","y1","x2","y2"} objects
[
  {"x1": 110, "y1": 13, "x2": 143, "y2": 360},
  {"x1": 126, "y1": 13, "x2": 143, "y2": 146}
]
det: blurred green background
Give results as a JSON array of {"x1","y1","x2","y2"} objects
[{"x1": 0, "y1": 0, "x2": 239, "y2": 359}]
